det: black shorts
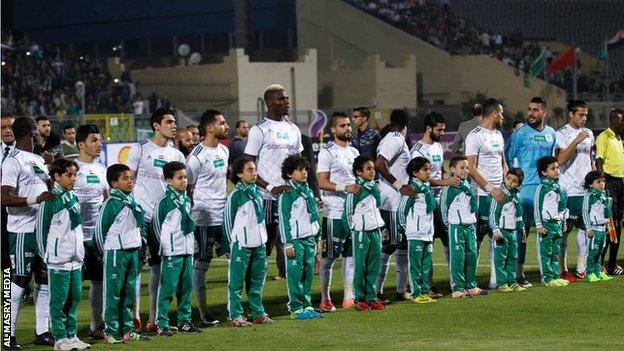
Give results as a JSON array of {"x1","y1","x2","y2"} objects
[{"x1": 82, "y1": 241, "x2": 103, "y2": 281}]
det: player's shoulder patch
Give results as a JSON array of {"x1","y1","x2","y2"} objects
[
  {"x1": 191, "y1": 144, "x2": 203, "y2": 157},
  {"x1": 468, "y1": 126, "x2": 481, "y2": 136},
  {"x1": 323, "y1": 141, "x2": 335, "y2": 149},
  {"x1": 139, "y1": 138, "x2": 150, "y2": 146},
  {"x1": 7, "y1": 148, "x2": 19, "y2": 158}
]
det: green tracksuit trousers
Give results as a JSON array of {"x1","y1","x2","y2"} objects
[
  {"x1": 586, "y1": 230, "x2": 606, "y2": 276},
  {"x1": 103, "y1": 248, "x2": 139, "y2": 337},
  {"x1": 228, "y1": 243, "x2": 267, "y2": 320},
  {"x1": 285, "y1": 236, "x2": 316, "y2": 312},
  {"x1": 493, "y1": 229, "x2": 518, "y2": 287},
  {"x1": 156, "y1": 255, "x2": 193, "y2": 328},
  {"x1": 48, "y1": 268, "x2": 82, "y2": 340},
  {"x1": 352, "y1": 229, "x2": 381, "y2": 303},
  {"x1": 408, "y1": 239, "x2": 433, "y2": 297},
  {"x1": 537, "y1": 221, "x2": 562, "y2": 283},
  {"x1": 449, "y1": 224, "x2": 478, "y2": 292}
]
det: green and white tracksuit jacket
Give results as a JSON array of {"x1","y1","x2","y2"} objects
[
  {"x1": 440, "y1": 179, "x2": 477, "y2": 226},
  {"x1": 152, "y1": 187, "x2": 196, "y2": 256},
  {"x1": 94, "y1": 189, "x2": 144, "y2": 254},
  {"x1": 278, "y1": 179, "x2": 320, "y2": 313},
  {"x1": 344, "y1": 178, "x2": 385, "y2": 232},
  {"x1": 397, "y1": 179, "x2": 437, "y2": 242},
  {"x1": 534, "y1": 178, "x2": 568, "y2": 231},
  {"x1": 36, "y1": 183, "x2": 85, "y2": 271},
  {"x1": 488, "y1": 184, "x2": 524, "y2": 236},
  {"x1": 223, "y1": 182, "x2": 268, "y2": 248}
]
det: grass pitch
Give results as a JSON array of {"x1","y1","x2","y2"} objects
[{"x1": 12, "y1": 229, "x2": 624, "y2": 351}]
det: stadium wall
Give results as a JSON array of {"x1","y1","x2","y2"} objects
[
  {"x1": 297, "y1": 0, "x2": 566, "y2": 120},
  {"x1": 129, "y1": 48, "x2": 317, "y2": 114}
]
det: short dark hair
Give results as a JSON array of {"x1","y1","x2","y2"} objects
[
  {"x1": 390, "y1": 109, "x2": 409, "y2": 129},
  {"x1": 231, "y1": 156, "x2": 254, "y2": 183},
  {"x1": 49, "y1": 158, "x2": 79, "y2": 178},
  {"x1": 584, "y1": 171, "x2": 604, "y2": 189},
  {"x1": 330, "y1": 110, "x2": 349, "y2": 127},
  {"x1": 482, "y1": 98, "x2": 502, "y2": 118},
  {"x1": 106, "y1": 163, "x2": 131, "y2": 186},
  {"x1": 281, "y1": 155, "x2": 309, "y2": 180},
  {"x1": 352, "y1": 155, "x2": 375, "y2": 176},
  {"x1": 12, "y1": 116, "x2": 36, "y2": 139},
  {"x1": 235, "y1": 120, "x2": 248, "y2": 129},
  {"x1": 76, "y1": 124, "x2": 100, "y2": 144},
  {"x1": 150, "y1": 107, "x2": 177, "y2": 132},
  {"x1": 472, "y1": 103, "x2": 483, "y2": 117},
  {"x1": 507, "y1": 168, "x2": 524, "y2": 185},
  {"x1": 35, "y1": 116, "x2": 49, "y2": 123},
  {"x1": 423, "y1": 112, "x2": 445, "y2": 130},
  {"x1": 530, "y1": 96, "x2": 547, "y2": 109},
  {"x1": 512, "y1": 119, "x2": 524, "y2": 128},
  {"x1": 63, "y1": 124, "x2": 75, "y2": 134},
  {"x1": 352, "y1": 107, "x2": 370, "y2": 120},
  {"x1": 407, "y1": 157, "x2": 430, "y2": 177},
  {"x1": 449, "y1": 154, "x2": 468, "y2": 168},
  {"x1": 609, "y1": 108, "x2": 624, "y2": 122},
  {"x1": 200, "y1": 109, "x2": 222, "y2": 128},
  {"x1": 567, "y1": 99, "x2": 587, "y2": 114},
  {"x1": 537, "y1": 156, "x2": 558, "y2": 176},
  {"x1": 163, "y1": 161, "x2": 186, "y2": 180}
]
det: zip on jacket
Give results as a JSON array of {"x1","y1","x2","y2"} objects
[{"x1": 222, "y1": 182, "x2": 268, "y2": 248}]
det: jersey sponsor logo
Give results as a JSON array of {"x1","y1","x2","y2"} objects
[
  {"x1": 431, "y1": 154, "x2": 442, "y2": 162},
  {"x1": 276, "y1": 131, "x2": 289, "y2": 140},
  {"x1": 32, "y1": 164, "x2": 45, "y2": 174},
  {"x1": 153, "y1": 158, "x2": 167, "y2": 168},
  {"x1": 213, "y1": 158, "x2": 225, "y2": 168},
  {"x1": 86, "y1": 175, "x2": 100, "y2": 184}
]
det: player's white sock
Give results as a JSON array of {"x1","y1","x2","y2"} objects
[
  {"x1": 376, "y1": 252, "x2": 391, "y2": 294},
  {"x1": 133, "y1": 273, "x2": 141, "y2": 320},
  {"x1": 89, "y1": 281, "x2": 103, "y2": 331},
  {"x1": 10, "y1": 283, "x2": 24, "y2": 337},
  {"x1": 34, "y1": 283, "x2": 50, "y2": 335},
  {"x1": 576, "y1": 229, "x2": 587, "y2": 275},
  {"x1": 342, "y1": 257, "x2": 355, "y2": 301},
  {"x1": 148, "y1": 264, "x2": 160, "y2": 323},
  {"x1": 320, "y1": 257, "x2": 335, "y2": 301},
  {"x1": 395, "y1": 249, "x2": 408, "y2": 293},
  {"x1": 193, "y1": 261, "x2": 209, "y2": 317},
  {"x1": 489, "y1": 240, "x2": 497, "y2": 289},
  {"x1": 559, "y1": 231, "x2": 569, "y2": 272}
]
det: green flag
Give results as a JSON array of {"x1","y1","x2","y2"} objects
[
  {"x1": 530, "y1": 49, "x2": 547, "y2": 77},
  {"x1": 599, "y1": 41, "x2": 607, "y2": 60}
]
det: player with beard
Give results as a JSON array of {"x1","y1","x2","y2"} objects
[
  {"x1": 465, "y1": 98, "x2": 508, "y2": 293},
  {"x1": 409, "y1": 112, "x2": 460, "y2": 298},
  {"x1": 316, "y1": 111, "x2": 361, "y2": 311},
  {"x1": 244, "y1": 84, "x2": 303, "y2": 280},
  {"x1": 126, "y1": 107, "x2": 186, "y2": 332},
  {"x1": 175, "y1": 128, "x2": 194, "y2": 157},
  {"x1": 505, "y1": 97, "x2": 556, "y2": 287},
  {"x1": 555, "y1": 100, "x2": 594, "y2": 281},
  {"x1": 73, "y1": 124, "x2": 109, "y2": 338},
  {"x1": 186, "y1": 109, "x2": 231, "y2": 326}
]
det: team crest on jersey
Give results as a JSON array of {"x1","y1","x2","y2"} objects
[
  {"x1": 545, "y1": 134, "x2": 553, "y2": 142},
  {"x1": 86, "y1": 175, "x2": 100, "y2": 184},
  {"x1": 153, "y1": 158, "x2": 167, "y2": 168}
]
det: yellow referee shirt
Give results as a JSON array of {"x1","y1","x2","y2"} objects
[{"x1": 596, "y1": 127, "x2": 624, "y2": 178}]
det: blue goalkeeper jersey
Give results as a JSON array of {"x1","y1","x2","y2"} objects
[{"x1": 505, "y1": 124, "x2": 556, "y2": 186}]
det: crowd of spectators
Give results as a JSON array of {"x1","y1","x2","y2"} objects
[
  {"x1": 1, "y1": 33, "x2": 141, "y2": 118},
  {"x1": 345, "y1": 0, "x2": 623, "y2": 99}
]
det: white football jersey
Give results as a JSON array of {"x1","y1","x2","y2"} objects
[
  {"x1": 186, "y1": 143, "x2": 229, "y2": 226},
  {"x1": 410, "y1": 139, "x2": 444, "y2": 199},
  {"x1": 317, "y1": 142, "x2": 359, "y2": 219},
  {"x1": 74, "y1": 160, "x2": 108, "y2": 241},
  {"x1": 556, "y1": 124, "x2": 594, "y2": 197},
  {"x1": 377, "y1": 132, "x2": 410, "y2": 211},
  {"x1": 244, "y1": 118, "x2": 303, "y2": 200},
  {"x1": 465, "y1": 126, "x2": 505, "y2": 196}
]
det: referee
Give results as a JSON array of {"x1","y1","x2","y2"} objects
[{"x1": 596, "y1": 108, "x2": 624, "y2": 275}]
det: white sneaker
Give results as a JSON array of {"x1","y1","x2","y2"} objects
[
  {"x1": 54, "y1": 338, "x2": 74, "y2": 351},
  {"x1": 69, "y1": 336, "x2": 91, "y2": 350}
]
